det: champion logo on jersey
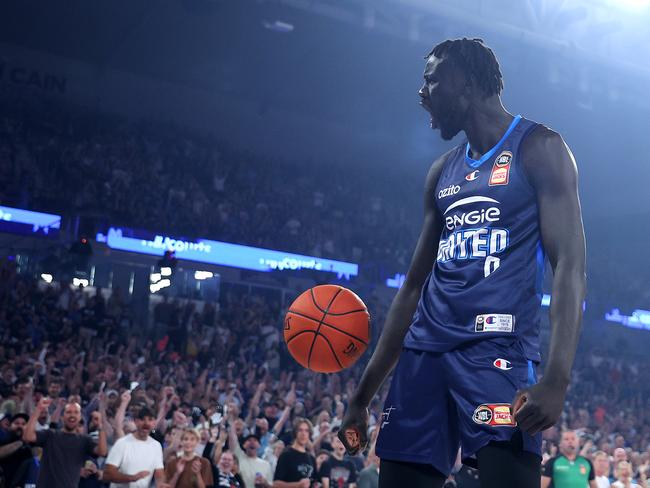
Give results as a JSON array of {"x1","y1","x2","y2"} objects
[
  {"x1": 465, "y1": 170, "x2": 480, "y2": 181},
  {"x1": 493, "y1": 358, "x2": 512, "y2": 370}
]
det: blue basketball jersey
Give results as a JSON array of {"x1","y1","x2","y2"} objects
[{"x1": 403, "y1": 115, "x2": 545, "y2": 361}]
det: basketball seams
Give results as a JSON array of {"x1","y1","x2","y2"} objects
[
  {"x1": 309, "y1": 287, "x2": 367, "y2": 316},
  {"x1": 307, "y1": 288, "x2": 344, "y2": 370},
  {"x1": 319, "y1": 308, "x2": 367, "y2": 317},
  {"x1": 286, "y1": 309, "x2": 369, "y2": 345},
  {"x1": 316, "y1": 333, "x2": 344, "y2": 371},
  {"x1": 285, "y1": 329, "x2": 316, "y2": 345},
  {"x1": 309, "y1": 287, "x2": 329, "y2": 313}
]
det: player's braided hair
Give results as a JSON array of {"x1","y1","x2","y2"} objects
[{"x1": 425, "y1": 38, "x2": 503, "y2": 98}]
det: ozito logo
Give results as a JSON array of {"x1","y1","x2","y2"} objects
[
  {"x1": 438, "y1": 185, "x2": 460, "y2": 199},
  {"x1": 343, "y1": 341, "x2": 359, "y2": 357}
]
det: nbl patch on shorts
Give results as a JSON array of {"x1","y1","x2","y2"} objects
[
  {"x1": 472, "y1": 404, "x2": 516, "y2": 426},
  {"x1": 488, "y1": 151, "x2": 512, "y2": 186},
  {"x1": 475, "y1": 314, "x2": 514, "y2": 332}
]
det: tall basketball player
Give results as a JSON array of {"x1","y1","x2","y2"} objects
[{"x1": 339, "y1": 38, "x2": 586, "y2": 488}]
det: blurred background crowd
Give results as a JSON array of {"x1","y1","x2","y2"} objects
[{"x1": 0, "y1": 255, "x2": 649, "y2": 487}]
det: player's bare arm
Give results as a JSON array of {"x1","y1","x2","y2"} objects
[
  {"x1": 338, "y1": 149, "x2": 450, "y2": 454},
  {"x1": 513, "y1": 126, "x2": 587, "y2": 435}
]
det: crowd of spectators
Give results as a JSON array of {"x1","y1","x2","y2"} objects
[
  {"x1": 1, "y1": 95, "x2": 649, "y2": 487},
  {"x1": 0, "y1": 96, "x2": 417, "y2": 269},
  {"x1": 0, "y1": 256, "x2": 649, "y2": 487},
  {"x1": 1, "y1": 95, "x2": 648, "y2": 304}
]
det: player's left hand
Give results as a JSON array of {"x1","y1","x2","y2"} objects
[{"x1": 511, "y1": 379, "x2": 567, "y2": 435}]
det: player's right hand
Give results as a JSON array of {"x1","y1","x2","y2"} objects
[{"x1": 338, "y1": 401, "x2": 369, "y2": 455}]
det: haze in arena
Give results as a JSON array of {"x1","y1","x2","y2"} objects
[{"x1": 0, "y1": 1, "x2": 648, "y2": 487}]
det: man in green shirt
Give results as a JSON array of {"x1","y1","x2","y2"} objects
[{"x1": 542, "y1": 431, "x2": 597, "y2": 488}]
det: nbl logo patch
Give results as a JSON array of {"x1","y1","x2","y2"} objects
[
  {"x1": 473, "y1": 405, "x2": 492, "y2": 424},
  {"x1": 472, "y1": 403, "x2": 516, "y2": 426},
  {"x1": 488, "y1": 151, "x2": 512, "y2": 186}
]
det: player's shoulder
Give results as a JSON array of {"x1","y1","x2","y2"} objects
[
  {"x1": 520, "y1": 121, "x2": 577, "y2": 187},
  {"x1": 424, "y1": 145, "x2": 463, "y2": 189},
  {"x1": 520, "y1": 121, "x2": 567, "y2": 159},
  {"x1": 437, "y1": 143, "x2": 465, "y2": 167}
]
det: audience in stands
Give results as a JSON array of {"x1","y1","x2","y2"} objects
[
  {"x1": 0, "y1": 97, "x2": 417, "y2": 269},
  {"x1": 0, "y1": 97, "x2": 649, "y2": 487}
]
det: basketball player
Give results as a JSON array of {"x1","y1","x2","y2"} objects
[{"x1": 338, "y1": 38, "x2": 586, "y2": 488}]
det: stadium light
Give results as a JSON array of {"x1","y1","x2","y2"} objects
[
  {"x1": 194, "y1": 270, "x2": 213, "y2": 280},
  {"x1": 40, "y1": 273, "x2": 53, "y2": 283},
  {"x1": 150, "y1": 272, "x2": 162, "y2": 283},
  {"x1": 160, "y1": 267, "x2": 172, "y2": 277},
  {"x1": 149, "y1": 278, "x2": 172, "y2": 294},
  {"x1": 608, "y1": 0, "x2": 650, "y2": 9},
  {"x1": 73, "y1": 278, "x2": 89, "y2": 287}
]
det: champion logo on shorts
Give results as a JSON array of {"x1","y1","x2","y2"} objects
[
  {"x1": 472, "y1": 403, "x2": 516, "y2": 427},
  {"x1": 493, "y1": 358, "x2": 512, "y2": 370}
]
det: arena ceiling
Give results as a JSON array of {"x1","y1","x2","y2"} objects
[
  {"x1": 2, "y1": 0, "x2": 650, "y2": 219},
  {"x1": 2, "y1": 0, "x2": 650, "y2": 105}
]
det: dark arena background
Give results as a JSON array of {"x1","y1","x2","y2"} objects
[{"x1": 0, "y1": 1, "x2": 649, "y2": 487}]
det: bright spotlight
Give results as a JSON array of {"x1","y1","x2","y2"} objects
[
  {"x1": 160, "y1": 267, "x2": 172, "y2": 277},
  {"x1": 615, "y1": 0, "x2": 650, "y2": 9},
  {"x1": 40, "y1": 273, "x2": 53, "y2": 283},
  {"x1": 194, "y1": 270, "x2": 214, "y2": 280},
  {"x1": 150, "y1": 273, "x2": 162, "y2": 283},
  {"x1": 73, "y1": 278, "x2": 89, "y2": 287},
  {"x1": 150, "y1": 278, "x2": 172, "y2": 294}
]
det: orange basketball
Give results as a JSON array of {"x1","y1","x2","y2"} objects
[{"x1": 284, "y1": 285, "x2": 370, "y2": 373}]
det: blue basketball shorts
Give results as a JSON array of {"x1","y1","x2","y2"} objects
[{"x1": 375, "y1": 337, "x2": 542, "y2": 476}]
